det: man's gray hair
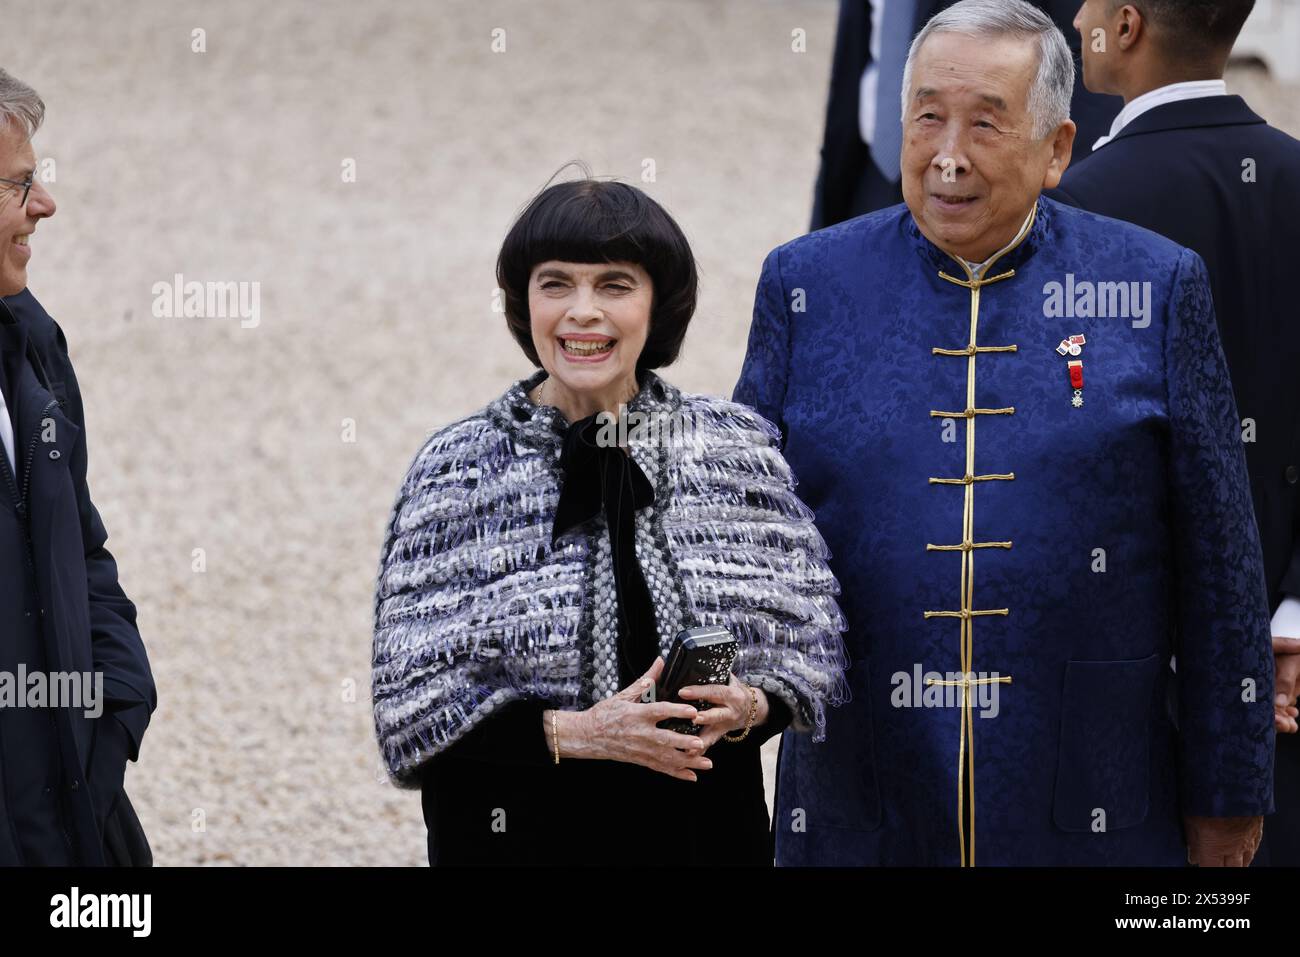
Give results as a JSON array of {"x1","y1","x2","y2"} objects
[
  {"x1": 0, "y1": 68, "x2": 45, "y2": 140},
  {"x1": 901, "y1": 0, "x2": 1074, "y2": 139}
]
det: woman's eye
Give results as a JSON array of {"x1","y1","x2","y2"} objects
[
  {"x1": 975, "y1": 121, "x2": 995, "y2": 129},
  {"x1": 541, "y1": 281, "x2": 564, "y2": 290},
  {"x1": 606, "y1": 284, "x2": 632, "y2": 293}
]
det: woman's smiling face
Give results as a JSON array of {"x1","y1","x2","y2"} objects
[{"x1": 528, "y1": 259, "x2": 652, "y2": 403}]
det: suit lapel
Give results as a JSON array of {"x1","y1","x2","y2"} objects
[{"x1": 1111, "y1": 95, "x2": 1266, "y2": 144}]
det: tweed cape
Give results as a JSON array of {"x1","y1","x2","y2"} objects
[{"x1": 372, "y1": 368, "x2": 849, "y2": 787}]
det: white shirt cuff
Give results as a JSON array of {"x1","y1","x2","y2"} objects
[{"x1": 1271, "y1": 596, "x2": 1300, "y2": 638}]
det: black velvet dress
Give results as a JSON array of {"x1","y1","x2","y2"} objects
[{"x1": 419, "y1": 411, "x2": 792, "y2": 866}]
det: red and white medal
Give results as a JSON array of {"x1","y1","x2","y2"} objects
[{"x1": 1055, "y1": 334, "x2": 1086, "y2": 407}]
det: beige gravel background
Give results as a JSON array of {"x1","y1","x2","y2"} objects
[{"x1": 13, "y1": 0, "x2": 1299, "y2": 865}]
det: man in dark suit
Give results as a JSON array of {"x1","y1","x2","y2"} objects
[
  {"x1": 811, "y1": 0, "x2": 1122, "y2": 229},
  {"x1": 0, "y1": 67, "x2": 156, "y2": 865},
  {"x1": 1051, "y1": 0, "x2": 1300, "y2": 865}
]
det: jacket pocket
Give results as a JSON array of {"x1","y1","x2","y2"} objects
[
  {"x1": 787, "y1": 656, "x2": 881, "y2": 831},
  {"x1": 1052, "y1": 653, "x2": 1161, "y2": 833}
]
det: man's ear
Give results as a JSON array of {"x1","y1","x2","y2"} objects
[
  {"x1": 1042, "y1": 119, "x2": 1077, "y2": 190},
  {"x1": 1116, "y1": 3, "x2": 1145, "y2": 52}
]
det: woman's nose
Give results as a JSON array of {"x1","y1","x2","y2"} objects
[{"x1": 568, "y1": 286, "x2": 601, "y2": 321}]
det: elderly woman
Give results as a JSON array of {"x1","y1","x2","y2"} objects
[{"x1": 372, "y1": 178, "x2": 848, "y2": 866}]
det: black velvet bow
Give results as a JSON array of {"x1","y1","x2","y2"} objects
[{"x1": 551, "y1": 412, "x2": 658, "y2": 685}]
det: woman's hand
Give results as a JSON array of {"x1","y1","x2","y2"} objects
[
  {"x1": 680, "y1": 674, "x2": 769, "y2": 750},
  {"x1": 550, "y1": 657, "x2": 715, "y2": 782}
]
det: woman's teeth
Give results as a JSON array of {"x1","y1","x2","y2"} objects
[
  {"x1": 561, "y1": 338, "x2": 615, "y2": 356},
  {"x1": 13, "y1": 235, "x2": 27, "y2": 246}
]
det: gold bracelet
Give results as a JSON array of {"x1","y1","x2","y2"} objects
[
  {"x1": 550, "y1": 710, "x2": 560, "y2": 764},
  {"x1": 723, "y1": 686, "x2": 758, "y2": 743}
]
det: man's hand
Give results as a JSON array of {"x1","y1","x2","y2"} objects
[
  {"x1": 1273, "y1": 636, "x2": 1300, "y2": 733},
  {"x1": 1184, "y1": 815, "x2": 1263, "y2": 866}
]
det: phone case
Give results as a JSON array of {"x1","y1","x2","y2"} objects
[{"x1": 657, "y1": 626, "x2": 738, "y2": 735}]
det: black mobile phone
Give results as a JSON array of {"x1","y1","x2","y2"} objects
[{"x1": 655, "y1": 626, "x2": 738, "y2": 735}]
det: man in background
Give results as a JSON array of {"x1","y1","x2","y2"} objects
[
  {"x1": 1050, "y1": 0, "x2": 1300, "y2": 865},
  {"x1": 811, "y1": 0, "x2": 1122, "y2": 228},
  {"x1": 0, "y1": 67, "x2": 156, "y2": 865}
]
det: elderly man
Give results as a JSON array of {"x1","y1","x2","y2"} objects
[
  {"x1": 735, "y1": 0, "x2": 1273, "y2": 866},
  {"x1": 0, "y1": 68, "x2": 155, "y2": 865}
]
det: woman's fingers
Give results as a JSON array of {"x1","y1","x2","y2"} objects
[
  {"x1": 634, "y1": 739, "x2": 707, "y2": 778},
  {"x1": 691, "y1": 706, "x2": 735, "y2": 727},
  {"x1": 633, "y1": 730, "x2": 712, "y2": 779},
  {"x1": 674, "y1": 751, "x2": 713, "y2": 771},
  {"x1": 679, "y1": 683, "x2": 728, "y2": 705},
  {"x1": 659, "y1": 750, "x2": 712, "y2": 774},
  {"x1": 647, "y1": 702, "x2": 699, "y2": 723},
  {"x1": 614, "y1": 678, "x2": 650, "y2": 702},
  {"x1": 695, "y1": 728, "x2": 725, "y2": 751},
  {"x1": 681, "y1": 685, "x2": 746, "y2": 729},
  {"x1": 602, "y1": 695, "x2": 720, "y2": 779},
  {"x1": 615, "y1": 657, "x2": 664, "y2": 701},
  {"x1": 656, "y1": 727, "x2": 707, "y2": 752}
]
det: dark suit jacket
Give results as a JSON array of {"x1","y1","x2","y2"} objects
[
  {"x1": 811, "y1": 0, "x2": 1123, "y2": 229},
  {"x1": 1052, "y1": 94, "x2": 1300, "y2": 865},
  {"x1": 1053, "y1": 95, "x2": 1300, "y2": 613},
  {"x1": 0, "y1": 290, "x2": 156, "y2": 865}
]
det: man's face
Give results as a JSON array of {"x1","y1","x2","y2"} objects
[
  {"x1": 0, "y1": 121, "x2": 56, "y2": 297},
  {"x1": 900, "y1": 30, "x2": 1074, "y2": 264},
  {"x1": 1074, "y1": 0, "x2": 1118, "y2": 93}
]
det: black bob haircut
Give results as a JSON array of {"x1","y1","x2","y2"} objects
[{"x1": 496, "y1": 175, "x2": 698, "y2": 372}]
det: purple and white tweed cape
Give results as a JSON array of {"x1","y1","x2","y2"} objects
[{"x1": 372, "y1": 368, "x2": 849, "y2": 787}]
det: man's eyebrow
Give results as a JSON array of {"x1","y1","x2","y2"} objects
[{"x1": 910, "y1": 88, "x2": 1009, "y2": 111}]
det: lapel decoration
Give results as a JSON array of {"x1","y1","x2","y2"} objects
[{"x1": 1055, "y1": 334, "x2": 1086, "y2": 407}]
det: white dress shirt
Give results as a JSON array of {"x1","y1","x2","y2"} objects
[
  {"x1": 1274, "y1": 597, "x2": 1300, "y2": 639},
  {"x1": 1091, "y1": 79, "x2": 1228, "y2": 151}
]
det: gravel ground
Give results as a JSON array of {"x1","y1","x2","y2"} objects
[{"x1": 15, "y1": 0, "x2": 1299, "y2": 865}]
